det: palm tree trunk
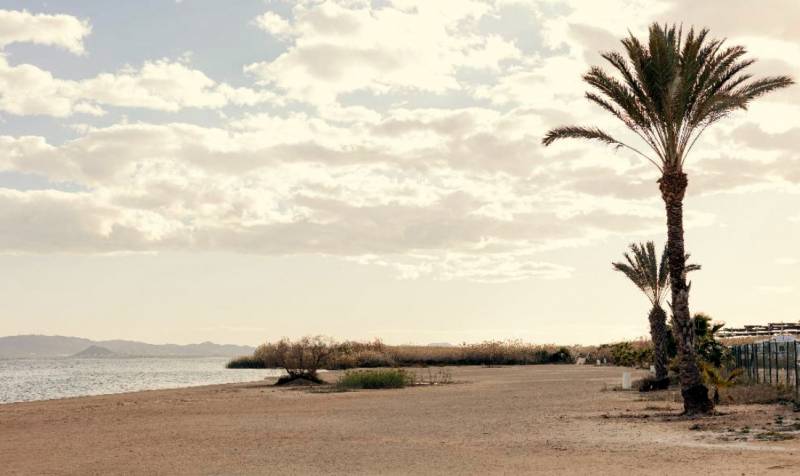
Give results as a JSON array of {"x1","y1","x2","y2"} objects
[
  {"x1": 659, "y1": 172, "x2": 713, "y2": 415},
  {"x1": 648, "y1": 305, "x2": 669, "y2": 382}
]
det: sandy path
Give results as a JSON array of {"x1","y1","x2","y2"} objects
[{"x1": 1, "y1": 365, "x2": 798, "y2": 475}]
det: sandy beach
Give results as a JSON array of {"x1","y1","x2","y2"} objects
[{"x1": 1, "y1": 365, "x2": 798, "y2": 475}]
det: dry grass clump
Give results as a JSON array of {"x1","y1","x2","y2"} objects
[
  {"x1": 412, "y1": 367, "x2": 454, "y2": 385},
  {"x1": 718, "y1": 383, "x2": 796, "y2": 405},
  {"x1": 636, "y1": 382, "x2": 797, "y2": 407},
  {"x1": 336, "y1": 369, "x2": 413, "y2": 390}
]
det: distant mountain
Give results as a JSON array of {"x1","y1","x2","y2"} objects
[
  {"x1": 0, "y1": 335, "x2": 255, "y2": 358},
  {"x1": 71, "y1": 345, "x2": 118, "y2": 358}
]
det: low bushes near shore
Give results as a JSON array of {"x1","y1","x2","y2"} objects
[
  {"x1": 226, "y1": 355, "x2": 263, "y2": 369},
  {"x1": 258, "y1": 336, "x2": 334, "y2": 385},
  {"x1": 227, "y1": 337, "x2": 578, "y2": 371},
  {"x1": 335, "y1": 367, "x2": 454, "y2": 390},
  {"x1": 336, "y1": 369, "x2": 413, "y2": 389}
]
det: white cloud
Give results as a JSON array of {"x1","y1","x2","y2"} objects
[
  {"x1": 0, "y1": 57, "x2": 279, "y2": 117},
  {"x1": 0, "y1": 189, "x2": 186, "y2": 253},
  {"x1": 0, "y1": 110, "x2": 671, "y2": 281},
  {"x1": 245, "y1": 1, "x2": 521, "y2": 104},
  {"x1": 82, "y1": 60, "x2": 278, "y2": 111},
  {"x1": 0, "y1": 56, "x2": 84, "y2": 117},
  {"x1": 1, "y1": 0, "x2": 796, "y2": 283},
  {"x1": 0, "y1": 9, "x2": 91, "y2": 54},
  {"x1": 254, "y1": 11, "x2": 294, "y2": 39}
]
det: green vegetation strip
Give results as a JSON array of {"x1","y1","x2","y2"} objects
[{"x1": 336, "y1": 369, "x2": 413, "y2": 389}]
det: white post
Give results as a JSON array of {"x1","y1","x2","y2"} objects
[{"x1": 622, "y1": 372, "x2": 632, "y2": 390}]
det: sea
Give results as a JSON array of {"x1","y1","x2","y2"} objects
[{"x1": 0, "y1": 357, "x2": 282, "y2": 404}]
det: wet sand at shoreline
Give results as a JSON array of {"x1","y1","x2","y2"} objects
[{"x1": 1, "y1": 365, "x2": 798, "y2": 475}]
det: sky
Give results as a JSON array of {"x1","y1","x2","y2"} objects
[{"x1": 0, "y1": 0, "x2": 798, "y2": 346}]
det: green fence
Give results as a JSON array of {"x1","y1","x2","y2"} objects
[{"x1": 730, "y1": 341, "x2": 799, "y2": 400}]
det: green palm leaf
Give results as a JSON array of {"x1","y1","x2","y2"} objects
[
  {"x1": 613, "y1": 241, "x2": 700, "y2": 305},
  {"x1": 542, "y1": 23, "x2": 794, "y2": 173}
]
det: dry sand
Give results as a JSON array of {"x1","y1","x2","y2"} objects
[{"x1": 1, "y1": 365, "x2": 799, "y2": 475}]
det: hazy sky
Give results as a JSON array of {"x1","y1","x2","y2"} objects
[{"x1": 0, "y1": 0, "x2": 798, "y2": 346}]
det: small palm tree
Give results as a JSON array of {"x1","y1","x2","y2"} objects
[
  {"x1": 701, "y1": 364, "x2": 742, "y2": 405},
  {"x1": 612, "y1": 242, "x2": 699, "y2": 385},
  {"x1": 543, "y1": 24, "x2": 793, "y2": 414}
]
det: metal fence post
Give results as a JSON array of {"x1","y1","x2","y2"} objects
[
  {"x1": 753, "y1": 343, "x2": 758, "y2": 383},
  {"x1": 795, "y1": 342, "x2": 799, "y2": 401},
  {"x1": 766, "y1": 342, "x2": 771, "y2": 384},
  {"x1": 786, "y1": 342, "x2": 790, "y2": 386}
]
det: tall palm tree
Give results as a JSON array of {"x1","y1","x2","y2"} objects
[
  {"x1": 612, "y1": 242, "x2": 699, "y2": 386},
  {"x1": 542, "y1": 24, "x2": 793, "y2": 414}
]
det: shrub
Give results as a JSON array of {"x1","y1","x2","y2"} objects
[
  {"x1": 600, "y1": 341, "x2": 653, "y2": 368},
  {"x1": 336, "y1": 369, "x2": 413, "y2": 389},
  {"x1": 549, "y1": 347, "x2": 574, "y2": 363},
  {"x1": 354, "y1": 350, "x2": 396, "y2": 367},
  {"x1": 693, "y1": 313, "x2": 731, "y2": 367},
  {"x1": 389, "y1": 340, "x2": 576, "y2": 366},
  {"x1": 702, "y1": 364, "x2": 742, "y2": 404},
  {"x1": 225, "y1": 355, "x2": 265, "y2": 369},
  {"x1": 637, "y1": 375, "x2": 670, "y2": 392},
  {"x1": 259, "y1": 336, "x2": 335, "y2": 383},
  {"x1": 229, "y1": 337, "x2": 587, "y2": 372}
]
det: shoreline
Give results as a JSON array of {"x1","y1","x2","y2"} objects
[
  {"x1": 0, "y1": 357, "x2": 277, "y2": 405},
  {"x1": 2, "y1": 365, "x2": 798, "y2": 475},
  {"x1": 0, "y1": 378, "x2": 269, "y2": 406}
]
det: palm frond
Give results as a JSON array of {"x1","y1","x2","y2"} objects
[
  {"x1": 614, "y1": 241, "x2": 701, "y2": 305},
  {"x1": 541, "y1": 23, "x2": 794, "y2": 173},
  {"x1": 542, "y1": 126, "x2": 622, "y2": 147}
]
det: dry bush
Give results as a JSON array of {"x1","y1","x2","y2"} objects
[
  {"x1": 389, "y1": 341, "x2": 574, "y2": 366},
  {"x1": 257, "y1": 336, "x2": 335, "y2": 383},
  {"x1": 354, "y1": 350, "x2": 396, "y2": 367}
]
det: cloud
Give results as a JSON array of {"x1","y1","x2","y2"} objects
[
  {"x1": 82, "y1": 60, "x2": 278, "y2": 111},
  {"x1": 0, "y1": 0, "x2": 793, "y2": 283},
  {"x1": 245, "y1": 1, "x2": 521, "y2": 104},
  {"x1": 354, "y1": 250, "x2": 574, "y2": 283},
  {"x1": 0, "y1": 56, "x2": 85, "y2": 117},
  {"x1": 253, "y1": 11, "x2": 294, "y2": 40},
  {"x1": 0, "y1": 111, "x2": 673, "y2": 281},
  {"x1": 0, "y1": 189, "x2": 186, "y2": 253},
  {"x1": 0, "y1": 9, "x2": 91, "y2": 54},
  {"x1": 0, "y1": 57, "x2": 279, "y2": 117}
]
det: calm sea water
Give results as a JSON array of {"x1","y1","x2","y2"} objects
[{"x1": 0, "y1": 357, "x2": 282, "y2": 404}]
